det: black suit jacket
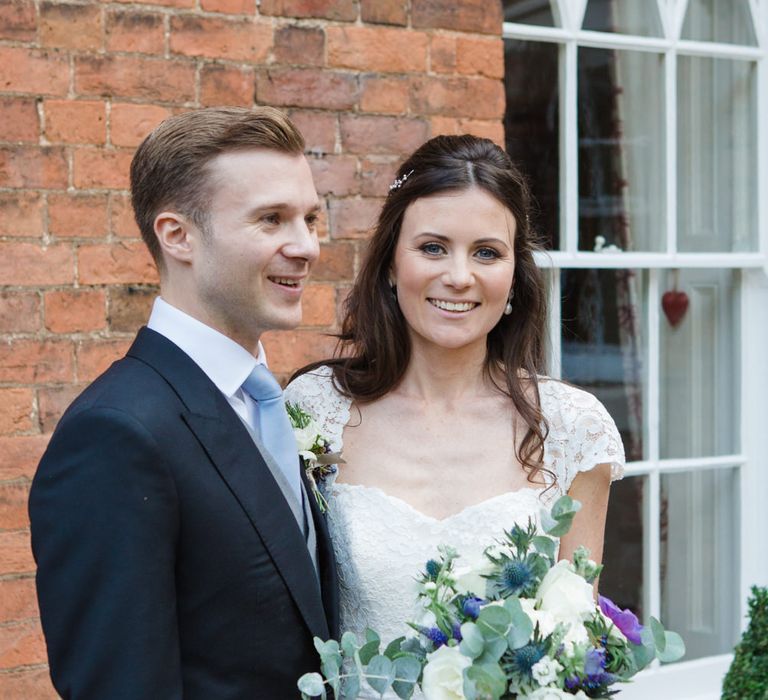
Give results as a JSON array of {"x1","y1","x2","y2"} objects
[{"x1": 29, "y1": 327, "x2": 339, "y2": 699}]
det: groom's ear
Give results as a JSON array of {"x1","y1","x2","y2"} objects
[{"x1": 154, "y1": 211, "x2": 197, "y2": 265}]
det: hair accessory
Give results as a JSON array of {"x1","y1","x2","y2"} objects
[{"x1": 389, "y1": 169, "x2": 414, "y2": 192}]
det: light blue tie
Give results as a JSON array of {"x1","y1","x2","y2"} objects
[{"x1": 242, "y1": 365, "x2": 302, "y2": 505}]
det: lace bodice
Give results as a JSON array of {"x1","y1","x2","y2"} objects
[{"x1": 285, "y1": 367, "x2": 624, "y2": 699}]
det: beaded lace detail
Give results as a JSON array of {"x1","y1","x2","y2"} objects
[{"x1": 285, "y1": 367, "x2": 625, "y2": 699}]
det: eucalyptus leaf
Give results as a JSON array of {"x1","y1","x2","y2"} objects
[
  {"x1": 366, "y1": 654, "x2": 395, "y2": 696},
  {"x1": 543, "y1": 496, "x2": 582, "y2": 537},
  {"x1": 504, "y1": 597, "x2": 534, "y2": 649},
  {"x1": 341, "y1": 631, "x2": 359, "y2": 658},
  {"x1": 365, "y1": 628, "x2": 381, "y2": 645},
  {"x1": 474, "y1": 636, "x2": 507, "y2": 664},
  {"x1": 630, "y1": 636, "x2": 655, "y2": 671},
  {"x1": 298, "y1": 672, "x2": 325, "y2": 697},
  {"x1": 392, "y1": 656, "x2": 422, "y2": 699},
  {"x1": 477, "y1": 605, "x2": 512, "y2": 639},
  {"x1": 459, "y1": 622, "x2": 485, "y2": 659},
  {"x1": 551, "y1": 495, "x2": 581, "y2": 519},
  {"x1": 399, "y1": 637, "x2": 426, "y2": 657},
  {"x1": 314, "y1": 638, "x2": 340, "y2": 658},
  {"x1": 359, "y1": 639, "x2": 381, "y2": 665},
  {"x1": 384, "y1": 636, "x2": 406, "y2": 660},
  {"x1": 650, "y1": 617, "x2": 667, "y2": 652},
  {"x1": 464, "y1": 662, "x2": 506, "y2": 700},
  {"x1": 532, "y1": 535, "x2": 556, "y2": 560},
  {"x1": 657, "y1": 630, "x2": 686, "y2": 663},
  {"x1": 341, "y1": 673, "x2": 360, "y2": 700},
  {"x1": 394, "y1": 655, "x2": 421, "y2": 682},
  {"x1": 320, "y1": 655, "x2": 340, "y2": 696}
]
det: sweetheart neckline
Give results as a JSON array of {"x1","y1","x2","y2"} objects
[{"x1": 331, "y1": 481, "x2": 546, "y2": 524}]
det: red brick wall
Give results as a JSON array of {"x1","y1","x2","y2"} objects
[{"x1": 0, "y1": 0, "x2": 505, "y2": 694}]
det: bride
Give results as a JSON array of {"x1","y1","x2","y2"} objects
[{"x1": 286, "y1": 135, "x2": 625, "y2": 697}]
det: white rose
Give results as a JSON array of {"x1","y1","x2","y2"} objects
[
  {"x1": 530, "y1": 656, "x2": 563, "y2": 687},
  {"x1": 453, "y1": 559, "x2": 493, "y2": 597},
  {"x1": 293, "y1": 421, "x2": 322, "y2": 453},
  {"x1": 421, "y1": 645, "x2": 471, "y2": 700},
  {"x1": 519, "y1": 598, "x2": 557, "y2": 638},
  {"x1": 536, "y1": 561, "x2": 595, "y2": 623}
]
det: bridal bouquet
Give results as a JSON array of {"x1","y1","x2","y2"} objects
[{"x1": 298, "y1": 496, "x2": 684, "y2": 699}]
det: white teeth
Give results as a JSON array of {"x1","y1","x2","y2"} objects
[
  {"x1": 271, "y1": 277, "x2": 299, "y2": 287},
  {"x1": 429, "y1": 299, "x2": 477, "y2": 312}
]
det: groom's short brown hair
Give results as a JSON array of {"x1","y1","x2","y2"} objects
[{"x1": 130, "y1": 106, "x2": 305, "y2": 268}]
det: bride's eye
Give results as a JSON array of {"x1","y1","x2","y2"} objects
[
  {"x1": 420, "y1": 242, "x2": 446, "y2": 256},
  {"x1": 475, "y1": 246, "x2": 501, "y2": 260}
]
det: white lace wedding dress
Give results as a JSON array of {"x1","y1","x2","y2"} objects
[{"x1": 286, "y1": 366, "x2": 625, "y2": 699}]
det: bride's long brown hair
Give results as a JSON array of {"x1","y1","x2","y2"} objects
[{"x1": 296, "y1": 134, "x2": 551, "y2": 484}]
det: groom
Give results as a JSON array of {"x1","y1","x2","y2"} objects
[{"x1": 29, "y1": 107, "x2": 338, "y2": 699}]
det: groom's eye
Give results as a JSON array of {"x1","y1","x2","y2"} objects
[{"x1": 261, "y1": 213, "x2": 281, "y2": 225}]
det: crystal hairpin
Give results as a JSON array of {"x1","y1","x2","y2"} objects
[{"x1": 389, "y1": 169, "x2": 414, "y2": 192}]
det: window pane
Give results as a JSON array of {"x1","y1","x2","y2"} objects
[
  {"x1": 661, "y1": 468, "x2": 741, "y2": 661},
  {"x1": 601, "y1": 475, "x2": 646, "y2": 621},
  {"x1": 682, "y1": 0, "x2": 757, "y2": 46},
  {"x1": 659, "y1": 269, "x2": 739, "y2": 459},
  {"x1": 503, "y1": 0, "x2": 556, "y2": 26},
  {"x1": 504, "y1": 39, "x2": 560, "y2": 249},
  {"x1": 578, "y1": 48, "x2": 665, "y2": 252},
  {"x1": 561, "y1": 268, "x2": 646, "y2": 462},
  {"x1": 677, "y1": 57, "x2": 757, "y2": 252},
  {"x1": 583, "y1": 0, "x2": 662, "y2": 36}
]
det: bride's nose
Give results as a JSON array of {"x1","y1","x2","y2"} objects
[{"x1": 442, "y1": 256, "x2": 474, "y2": 289}]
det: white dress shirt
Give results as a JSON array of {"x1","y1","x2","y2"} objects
[{"x1": 147, "y1": 297, "x2": 265, "y2": 433}]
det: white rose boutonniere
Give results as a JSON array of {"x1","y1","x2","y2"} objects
[{"x1": 286, "y1": 402, "x2": 343, "y2": 513}]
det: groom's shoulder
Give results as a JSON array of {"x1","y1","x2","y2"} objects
[{"x1": 58, "y1": 352, "x2": 179, "y2": 433}]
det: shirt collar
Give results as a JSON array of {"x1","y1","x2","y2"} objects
[{"x1": 147, "y1": 297, "x2": 265, "y2": 398}]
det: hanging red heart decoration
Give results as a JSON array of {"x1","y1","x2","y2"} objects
[{"x1": 661, "y1": 290, "x2": 689, "y2": 328}]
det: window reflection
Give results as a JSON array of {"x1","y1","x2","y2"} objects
[
  {"x1": 504, "y1": 39, "x2": 560, "y2": 249},
  {"x1": 578, "y1": 48, "x2": 665, "y2": 252},
  {"x1": 561, "y1": 269, "x2": 645, "y2": 462},
  {"x1": 503, "y1": 0, "x2": 555, "y2": 26},
  {"x1": 582, "y1": 0, "x2": 663, "y2": 36},
  {"x1": 661, "y1": 469, "x2": 740, "y2": 660},
  {"x1": 601, "y1": 476, "x2": 645, "y2": 621}
]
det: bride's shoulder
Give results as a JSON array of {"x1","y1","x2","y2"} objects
[
  {"x1": 285, "y1": 365, "x2": 350, "y2": 445},
  {"x1": 536, "y1": 376, "x2": 625, "y2": 482},
  {"x1": 285, "y1": 364, "x2": 339, "y2": 404}
]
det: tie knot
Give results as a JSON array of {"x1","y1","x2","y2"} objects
[{"x1": 242, "y1": 364, "x2": 283, "y2": 402}]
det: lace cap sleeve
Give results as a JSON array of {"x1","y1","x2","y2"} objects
[
  {"x1": 541, "y1": 379, "x2": 626, "y2": 494},
  {"x1": 284, "y1": 365, "x2": 350, "y2": 453}
]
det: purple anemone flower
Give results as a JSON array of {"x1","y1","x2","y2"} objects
[
  {"x1": 462, "y1": 596, "x2": 483, "y2": 620},
  {"x1": 598, "y1": 595, "x2": 644, "y2": 645}
]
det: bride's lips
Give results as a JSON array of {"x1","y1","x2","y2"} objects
[{"x1": 427, "y1": 298, "x2": 479, "y2": 313}]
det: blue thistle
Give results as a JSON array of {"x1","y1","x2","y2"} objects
[
  {"x1": 452, "y1": 622, "x2": 463, "y2": 642},
  {"x1": 425, "y1": 559, "x2": 441, "y2": 580},
  {"x1": 498, "y1": 559, "x2": 535, "y2": 597},
  {"x1": 505, "y1": 640, "x2": 546, "y2": 676}
]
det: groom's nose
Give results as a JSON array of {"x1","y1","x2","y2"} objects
[{"x1": 283, "y1": 219, "x2": 320, "y2": 264}]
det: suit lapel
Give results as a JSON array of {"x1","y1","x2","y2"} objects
[
  {"x1": 303, "y1": 468, "x2": 340, "y2": 639},
  {"x1": 127, "y1": 328, "x2": 330, "y2": 641}
]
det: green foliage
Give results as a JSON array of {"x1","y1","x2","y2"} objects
[{"x1": 721, "y1": 586, "x2": 768, "y2": 700}]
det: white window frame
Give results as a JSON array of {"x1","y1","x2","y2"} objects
[{"x1": 504, "y1": 1, "x2": 768, "y2": 697}]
